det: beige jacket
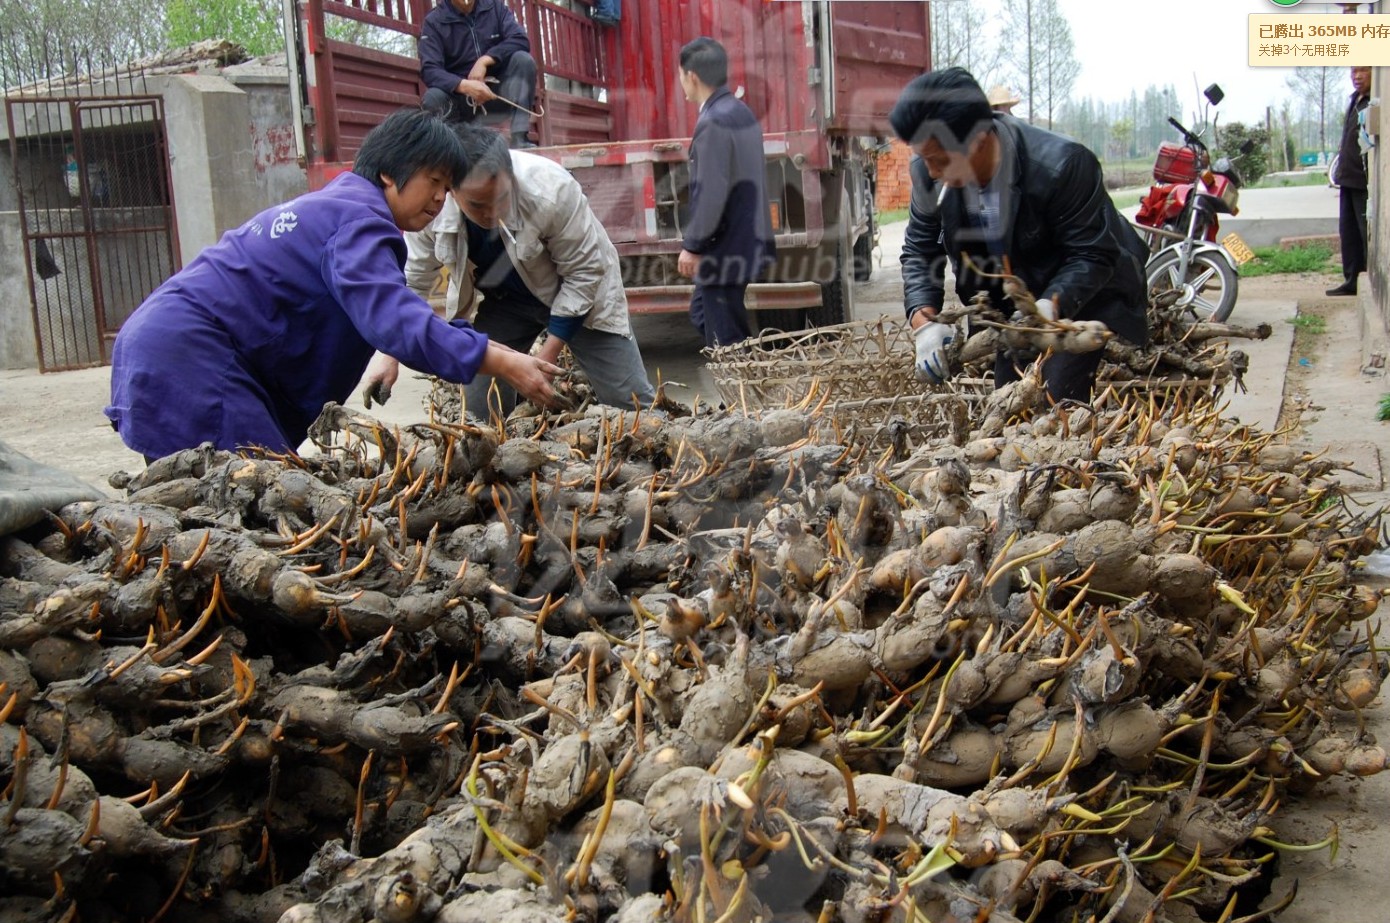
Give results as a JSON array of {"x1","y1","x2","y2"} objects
[{"x1": 404, "y1": 151, "x2": 633, "y2": 338}]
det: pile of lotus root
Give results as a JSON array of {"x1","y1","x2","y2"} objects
[
  {"x1": 1, "y1": 367, "x2": 1384, "y2": 923},
  {"x1": 941, "y1": 272, "x2": 1273, "y2": 392}
]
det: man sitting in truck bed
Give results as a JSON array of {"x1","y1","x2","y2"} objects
[
  {"x1": 362, "y1": 124, "x2": 656, "y2": 418},
  {"x1": 419, "y1": 0, "x2": 538, "y2": 149}
]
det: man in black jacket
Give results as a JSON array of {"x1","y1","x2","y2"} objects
[
  {"x1": 892, "y1": 67, "x2": 1149, "y2": 402},
  {"x1": 1328, "y1": 66, "x2": 1371, "y2": 297},
  {"x1": 676, "y1": 36, "x2": 776, "y2": 347},
  {"x1": 419, "y1": 0, "x2": 537, "y2": 148}
]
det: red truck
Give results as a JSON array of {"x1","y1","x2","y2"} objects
[{"x1": 286, "y1": 0, "x2": 930, "y2": 326}]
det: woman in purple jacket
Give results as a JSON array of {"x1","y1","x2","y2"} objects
[{"x1": 106, "y1": 108, "x2": 560, "y2": 460}]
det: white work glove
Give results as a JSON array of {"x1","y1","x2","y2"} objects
[
  {"x1": 912, "y1": 321, "x2": 955, "y2": 384},
  {"x1": 1034, "y1": 298, "x2": 1057, "y2": 323}
]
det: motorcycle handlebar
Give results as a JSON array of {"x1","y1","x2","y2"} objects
[{"x1": 1167, "y1": 115, "x2": 1207, "y2": 150}]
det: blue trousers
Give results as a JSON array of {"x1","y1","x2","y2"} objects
[{"x1": 690, "y1": 283, "x2": 753, "y2": 348}]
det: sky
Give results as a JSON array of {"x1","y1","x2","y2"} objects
[{"x1": 1055, "y1": 0, "x2": 1367, "y2": 125}]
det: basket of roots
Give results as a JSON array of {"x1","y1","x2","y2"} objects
[{"x1": 704, "y1": 316, "x2": 989, "y2": 447}]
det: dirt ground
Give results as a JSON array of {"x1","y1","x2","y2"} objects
[
  {"x1": 1, "y1": 255, "x2": 1387, "y2": 920},
  {"x1": 1241, "y1": 273, "x2": 1390, "y2": 923}
]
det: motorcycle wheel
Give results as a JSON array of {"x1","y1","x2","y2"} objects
[{"x1": 1146, "y1": 249, "x2": 1238, "y2": 323}]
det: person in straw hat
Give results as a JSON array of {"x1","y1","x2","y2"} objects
[{"x1": 986, "y1": 85, "x2": 1021, "y2": 114}]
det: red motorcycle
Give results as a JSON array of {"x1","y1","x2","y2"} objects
[{"x1": 1133, "y1": 84, "x2": 1252, "y2": 322}]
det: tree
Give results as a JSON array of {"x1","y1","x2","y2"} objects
[
  {"x1": 1109, "y1": 117, "x2": 1134, "y2": 170},
  {"x1": 1280, "y1": 103, "x2": 1296, "y2": 172},
  {"x1": 1215, "y1": 122, "x2": 1271, "y2": 187},
  {"x1": 999, "y1": 0, "x2": 1078, "y2": 126},
  {"x1": 1285, "y1": 67, "x2": 1342, "y2": 156},
  {"x1": 0, "y1": 0, "x2": 162, "y2": 87},
  {"x1": 1035, "y1": 1, "x2": 1078, "y2": 128},
  {"x1": 166, "y1": 0, "x2": 283, "y2": 57},
  {"x1": 929, "y1": 0, "x2": 1003, "y2": 87}
]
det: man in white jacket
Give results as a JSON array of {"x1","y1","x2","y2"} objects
[{"x1": 363, "y1": 125, "x2": 655, "y2": 416}]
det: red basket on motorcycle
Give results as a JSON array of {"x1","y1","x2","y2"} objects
[{"x1": 1153, "y1": 142, "x2": 1200, "y2": 183}]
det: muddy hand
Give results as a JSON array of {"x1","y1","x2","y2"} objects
[
  {"x1": 361, "y1": 354, "x2": 401, "y2": 409},
  {"x1": 523, "y1": 357, "x2": 566, "y2": 409},
  {"x1": 362, "y1": 379, "x2": 392, "y2": 409}
]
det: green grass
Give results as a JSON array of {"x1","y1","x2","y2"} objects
[
  {"x1": 1239, "y1": 244, "x2": 1338, "y2": 277},
  {"x1": 1378, "y1": 393, "x2": 1390, "y2": 421},
  {"x1": 877, "y1": 207, "x2": 910, "y2": 225},
  {"x1": 1287, "y1": 309, "x2": 1329, "y2": 359},
  {"x1": 1109, "y1": 190, "x2": 1144, "y2": 211},
  {"x1": 1100, "y1": 159, "x2": 1157, "y2": 187},
  {"x1": 1253, "y1": 171, "x2": 1329, "y2": 188},
  {"x1": 1286, "y1": 313, "x2": 1328, "y2": 334}
]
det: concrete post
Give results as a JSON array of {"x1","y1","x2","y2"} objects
[{"x1": 162, "y1": 75, "x2": 262, "y2": 262}]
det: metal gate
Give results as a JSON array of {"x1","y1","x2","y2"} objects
[{"x1": 5, "y1": 95, "x2": 180, "y2": 372}]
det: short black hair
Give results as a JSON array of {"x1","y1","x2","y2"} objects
[
  {"x1": 454, "y1": 124, "x2": 515, "y2": 185},
  {"x1": 889, "y1": 67, "x2": 993, "y2": 150},
  {"x1": 353, "y1": 108, "x2": 466, "y2": 190},
  {"x1": 679, "y1": 36, "x2": 727, "y2": 89}
]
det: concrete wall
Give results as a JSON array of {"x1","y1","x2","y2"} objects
[
  {"x1": 1368, "y1": 68, "x2": 1389, "y2": 365},
  {"x1": 0, "y1": 62, "x2": 308, "y2": 369},
  {"x1": 162, "y1": 74, "x2": 264, "y2": 259},
  {"x1": 227, "y1": 64, "x2": 309, "y2": 209},
  {"x1": 0, "y1": 214, "x2": 37, "y2": 368}
]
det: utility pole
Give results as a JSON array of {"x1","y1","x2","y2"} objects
[{"x1": 1026, "y1": 0, "x2": 1034, "y2": 123}]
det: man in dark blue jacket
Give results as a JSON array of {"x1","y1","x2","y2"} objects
[
  {"x1": 892, "y1": 67, "x2": 1149, "y2": 402},
  {"x1": 676, "y1": 36, "x2": 775, "y2": 348},
  {"x1": 419, "y1": 0, "x2": 537, "y2": 148}
]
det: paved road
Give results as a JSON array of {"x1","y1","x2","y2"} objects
[{"x1": 1121, "y1": 181, "x2": 1341, "y2": 248}]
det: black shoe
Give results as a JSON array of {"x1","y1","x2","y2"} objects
[
  {"x1": 511, "y1": 132, "x2": 537, "y2": 149},
  {"x1": 1325, "y1": 282, "x2": 1357, "y2": 296}
]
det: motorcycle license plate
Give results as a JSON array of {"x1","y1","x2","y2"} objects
[{"x1": 1221, "y1": 232, "x2": 1255, "y2": 265}]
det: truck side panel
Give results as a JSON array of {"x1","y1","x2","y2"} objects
[
  {"x1": 606, "y1": 0, "x2": 816, "y2": 142},
  {"x1": 828, "y1": 2, "x2": 931, "y2": 135}
]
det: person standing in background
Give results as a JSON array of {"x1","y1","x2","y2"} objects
[
  {"x1": 1327, "y1": 65, "x2": 1371, "y2": 297},
  {"x1": 986, "y1": 85, "x2": 1020, "y2": 115},
  {"x1": 675, "y1": 36, "x2": 776, "y2": 348}
]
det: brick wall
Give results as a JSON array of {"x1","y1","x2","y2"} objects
[{"x1": 875, "y1": 140, "x2": 915, "y2": 212}]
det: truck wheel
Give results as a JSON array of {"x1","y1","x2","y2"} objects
[
  {"x1": 811, "y1": 257, "x2": 851, "y2": 327},
  {"x1": 811, "y1": 218, "x2": 857, "y2": 328},
  {"x1": 852, "y1": 220, "x2": 874, "y2": 283},
  {"x1": 756, "y1": 309, "x2": 805, "y2": 334}
]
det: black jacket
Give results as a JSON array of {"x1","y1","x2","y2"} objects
[
  {"x1": 1335, "y1": 91, "x2": 1370, "y2": 190},
  {"x1": 419, "y1": 0, "x2": 530, "y2": 96},
  {"x1": 683, "y1": 87, "x2": 776, "y2": 286},
  {"x1": 901, "y1": 114, "x2": 1149, "y2": 346}
]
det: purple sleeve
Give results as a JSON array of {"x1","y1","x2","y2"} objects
[{"x1": 326, "y1": 217, "x2": 489, "y2": 382}]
